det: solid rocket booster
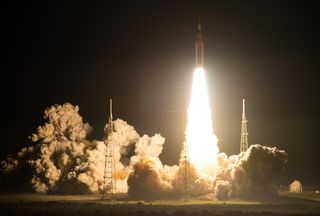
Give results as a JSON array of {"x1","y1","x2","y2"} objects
[{"x1": 195, "y1": 18, "x2": 204, "y2": 68}]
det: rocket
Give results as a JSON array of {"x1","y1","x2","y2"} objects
[{"x1": 195, "y1": 17, "x2": 204, "y2": 68}]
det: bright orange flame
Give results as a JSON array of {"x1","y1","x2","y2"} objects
[{"x1": 186, "y1": 68, "x2": 219, "y2": 176}]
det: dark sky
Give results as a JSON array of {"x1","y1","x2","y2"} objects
[{"x1": 4, "y1": 1, "x2": 320, "y2": 185}]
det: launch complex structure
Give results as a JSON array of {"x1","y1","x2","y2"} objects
[
  {"x1": 177, "y1": 18, "x2": 250, "y2": 196},
  {"x1": 101, "y1": 18, "x2": 250, "y2": 199},
  {"x1": 240, "y1": 99, "x2": 249, "y2": 152},
  {"x1": 177, "y1": 17, "x2": 203, "y2": 197},
  {"x1": 102, "y1": 99, "x2": 116, "y2": 200}
]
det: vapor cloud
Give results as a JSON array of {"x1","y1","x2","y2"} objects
[
  {"x1": 214, "y1": 144, "x2": 288, "y2": 199},
  {"x1": 1, "y1": 103, "x2": 288, "y2": 200},
  {"x1": 1, "y1": 103, "x2": 139, "y2": 193}
]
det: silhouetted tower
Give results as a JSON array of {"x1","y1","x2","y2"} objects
[
  {"x1": 102, "y1": 99, "x2": 116, "y2": 200},
  {"x1": 240, "y1": 99, "x2": 249, "y2": 152}
]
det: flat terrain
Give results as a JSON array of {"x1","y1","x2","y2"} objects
[
  {"x1": 280, "y1": 191, "x2": 320, "y2": 202},
  {"x1": 0, "y1": 192, "x2": 319, "y2": 216}
]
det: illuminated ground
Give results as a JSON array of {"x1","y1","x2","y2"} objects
[
  {"x1": 0, "y1": 192, "x2": 320, "y2": 216},
  {"x1": 280, "y1": 191, "x2": 320, "y2": 202}
]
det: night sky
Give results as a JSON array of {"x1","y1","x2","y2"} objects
[{"x1": 4, "y1": 1, "x2": 320, "y2": 185}]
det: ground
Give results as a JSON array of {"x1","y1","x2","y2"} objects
[
  {"x1": 280, "y1": 191, "x2": 320, "y2": 202},
  {"x1": 0, "y1": 191, "x2": 319, "y2": 216}
]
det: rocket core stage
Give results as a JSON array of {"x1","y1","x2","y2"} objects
[{"x1": 195, "y1": 18, "x2": 204, "y2": 68}]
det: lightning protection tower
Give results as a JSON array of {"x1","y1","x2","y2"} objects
[
  {"x1": 240, "y1": 99, "x2": 249, "y2": 152},
  {"x1": 102, "y1": 99, "x2": 116, "y2": 200}
]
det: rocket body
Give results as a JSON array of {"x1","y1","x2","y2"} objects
[{"x1": 195, "y1": 21, "x2": 204, "y2": 68}]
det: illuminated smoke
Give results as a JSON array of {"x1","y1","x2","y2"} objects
[
  {"x1": 127, "y1": 67, "x2": 223, "y2": 198},
  {"x1": 186, "y1": 68, "x2": 219, "y2": 175},
  {"x1": 1, "y1": 102, "x2": 288, "y2": 200},
  {"x1": 0, "y1": 103, "x2": 179, "y2": 195},
  {"x1": 127, "y1": 133, "x2": 179, "y2": 198},
  {"x1": 1, "y1": 155, "x2": 19, "y2": 174},
  {"x1": 23, "y1": 103, "x2": 94, "y2": 193},
  {"x1": 127, "y1": 155, "x2": 178, "y2": 199},
  {"x1": 0, "y1": 103, "x2": 139, "y2": 193},
  {"x1": 289, "y1": 180, "x2": 302, "y2": 193},
  {"x1": 214, "y1": 144, "x2": 288, "y2": 199}
]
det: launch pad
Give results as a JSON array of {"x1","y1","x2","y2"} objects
[{"x1": 0, "y1": 192, "x2": 319, "y2": 216}]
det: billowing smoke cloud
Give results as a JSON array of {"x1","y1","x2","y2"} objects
[
  {"x1": 0, "y1": 103, "x2": 140, "y2": 194},
  {"x1": 127, "y1": 134, "x2": 179, "y2": 199},
  {"x1": 214, "y1": 144, "x2": 288, "y2": 200},
  {"x1": 26, "y1": 103, "x2": 94, "y2": 193},
  {"x1": 1, "y1": 103, "x2": 288, "y2": 200},
  {"x1": 0, "y1": 103, "x2": 180, "y2": 195},
  {"x1": 128, "y1": 155, "x2": 178, "y2": 199},
  {"x1": 127, "y1": 144, "x2": 288, "y2": 200}
]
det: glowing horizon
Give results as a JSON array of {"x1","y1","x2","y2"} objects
[{"x1": 185, "y1": 67, "x2": 219, "y2": 176}]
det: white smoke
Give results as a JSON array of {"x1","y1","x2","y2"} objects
[
  {"x1": 214, "y1": 144, "x2": 288, "y2": 199},
  {"x1": 0, "y1": 155, "x2": 19, "y2": 174},
  {"x1": 127, "y1": 155, "x2": 178, "y2": 199},
  {"x1": 127, "y1": 134, "x2": 179, "y2": 199},
  {"x1": 0, "y1": 103, "x2": 178, "y2": 195},
  {"x1": 289, "y1": 180, "x2": 302, "y2": 193},
  {"x1": 127, "y1": 144, "x2": 287, "y2": 200},
  {"x1": 25, "y1": 103, "x2": 95, "y2": 193},
  {"x1": 1, "y1": 103, "x2": 140, "y2": 194},
  {"x1": 1, "y1": 103, "x2": 288, "y2": 200}
]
